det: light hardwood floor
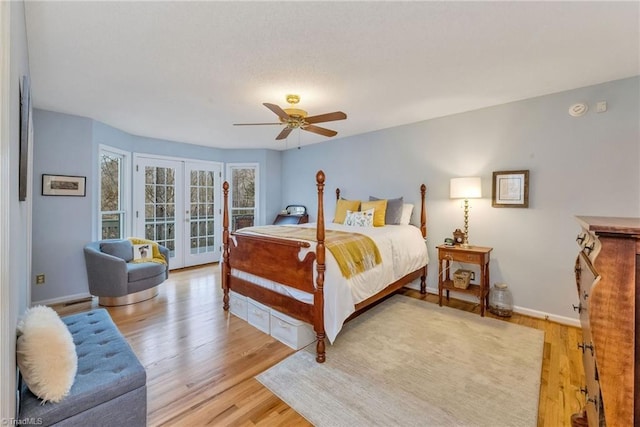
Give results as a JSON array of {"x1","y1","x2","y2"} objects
[{"x1": 54, "y1": 264, "x2": 586, "y2": 426}]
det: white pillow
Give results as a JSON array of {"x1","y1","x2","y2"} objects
[
  {"x1": 344, "y1": 208, "x2": 374, "y2": 227},
  {"x1": 400, "y1": 203, "x2": 414, "y2": 225},
  {"x1": 16, "y1": 305, "x2": 77, "y2": 403}
]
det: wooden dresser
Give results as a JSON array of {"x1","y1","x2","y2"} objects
[{"x1": 572, "y1": 216, "x2": 640, "y2": 427}]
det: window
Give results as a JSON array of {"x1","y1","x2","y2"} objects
[
  {"x1": 99, "y1": 146, "x2": 130, "y2": 239},
  {"x1": 227, "y1": 164, "x2": 258, "y2": 231}
]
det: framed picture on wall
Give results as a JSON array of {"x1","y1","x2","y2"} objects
[
  {"x1": 492, "y1": 170, "x2": 529, "y2": 208},
  {"x1": 42, "y1": 174, "x2": 86, "y2": 197},
  {"x1": 19, "y1": 75, "x2": 31, "y2": 202}
]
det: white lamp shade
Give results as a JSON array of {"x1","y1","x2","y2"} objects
[{"x1": 450, "y1": 177, "x2": 482, "y2": 199}]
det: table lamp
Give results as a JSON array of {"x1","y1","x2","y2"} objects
[{"x1": 450, "y1": 177, "x2": 482, "y2": 248}]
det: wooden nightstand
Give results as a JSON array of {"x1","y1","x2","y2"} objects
[{"x1": 437, "y1": 244, "x2": 493, "y2": 316}]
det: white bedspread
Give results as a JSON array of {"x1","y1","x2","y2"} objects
[{"x1": 231, "y1": 222, "x2": 428, "y2": 343}]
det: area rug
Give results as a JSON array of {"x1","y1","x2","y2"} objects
[{"x1": 256, "y1": 295, "x2": 544, "y2": 427}]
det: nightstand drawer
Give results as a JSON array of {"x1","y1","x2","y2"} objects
[{"x1": 440, "y1": 250, "x2": 483, "y2": 264}]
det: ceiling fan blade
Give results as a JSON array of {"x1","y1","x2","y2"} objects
[
  {"x1": 302, "y1": 124, "x2": 338, "y2": 138},
  {"x1": 263, "y1": 103, "x2": 290, "y2": 121},
  {"x1": 276, "y1": 127, "x2": 293, "y2": 140},
  {"x1": 304, "y1": 111, "x2": 347, "y2": 124},
  {"x1": 233, "y1": 122, "x2": 282, "y2": 126}
]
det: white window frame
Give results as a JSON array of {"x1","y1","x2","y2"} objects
[
  {"x1": 225, "y1": 163, "x2": 259, "y2": 230},
  {"x1": 98, "y1": 145, "x2": 131, "y2": 240}
]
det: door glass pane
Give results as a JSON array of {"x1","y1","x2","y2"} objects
[
  {"x1": 144, "y1": 166, "x2": 176, "y2": 258},
  {"x1": 189, "y1": 167, "x2": 216, "y2": 255}
]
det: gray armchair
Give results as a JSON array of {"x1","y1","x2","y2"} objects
[{"x1": 83, "y1": 239, "x2": 169, "y2": 306}]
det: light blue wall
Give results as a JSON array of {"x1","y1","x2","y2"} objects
[
  {"x1": 27, "y1": 76, "x2": 640, "y2": 322},
  {"x1": 31, "y1": 113, "x2": 282, "y2": 303},
  {"x1": 280, "y1": 76, "x2": 640, "y2": 322},
  {"x1": 32, "y1": 110, "x2": 94, "y2": 303},
  {"x1": 3, "y1": 0, "x2": 31, "y2": 418}
]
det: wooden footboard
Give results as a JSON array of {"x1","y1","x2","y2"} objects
[
  {"x1": 222, "y1": 171, "x2": 427, "y2": 363},
  {"x1": 223, "y1": 171, "x2": 327, "y2": 362}
]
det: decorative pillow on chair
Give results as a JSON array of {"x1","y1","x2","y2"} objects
[
  {"x1": 344, "y1": 208, "x2": 374, "y2": 227},
  {"x1": 369, "y1": 196, "x2": 404, "y2": 224},
  {"x1": 360, "y1": 200, "x2": 388, "y2": 227},
  {"x1": 100, "y1": 239, "x2": 134, "y2": 262},
  {"x1": 334, "y1": 199, "x2": 360, "y2": 224},
  {"x1": 16, "y1": 305, "x2": 77, "y2": 403}
]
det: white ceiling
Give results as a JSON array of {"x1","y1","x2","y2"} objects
[{"x1": 24, "y1": 1, "x2": 640, "y2": 150}]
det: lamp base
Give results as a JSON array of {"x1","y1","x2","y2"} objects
[{"x1": 461, "y1": 243, "x2": 471, "y2": 249}]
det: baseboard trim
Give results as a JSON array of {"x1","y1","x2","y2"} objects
[
  {"x1": 32, "y1": 292, "x2": 93, "y2": 307},
  {"x1": 513, "y1": 306, "x2": 581, "y2": 328},
  {"x1": 409, "y1": 284, "x2": 581, "y2": 328}
]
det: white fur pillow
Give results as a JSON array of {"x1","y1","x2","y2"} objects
[{"x1": 16, "y1": 305, "x2": 77, "y2": 403}]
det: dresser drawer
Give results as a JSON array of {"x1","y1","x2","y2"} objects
[
  {"x1": 576, "y1": 252, "x2": 599, "y2": 307},
  {"x1": 576, "y1": 229, "x2": 601, "y2": 262},
  {"x1": 580, "y1": 341, "x2": 598, "y2": 390}
]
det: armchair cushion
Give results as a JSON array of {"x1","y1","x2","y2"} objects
[
  {"x1": 100, "y1": 240, "x2": 133, "y2": 262},
  {"x1": 127, "y1": 262, "x2": 166, "y2": 283}
]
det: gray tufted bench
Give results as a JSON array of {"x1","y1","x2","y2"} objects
[{"x1": 18, "y1": 309, "x2": 146, "y2": 426}]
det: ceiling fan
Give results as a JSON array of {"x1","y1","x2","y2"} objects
[{"x1": 233, "y1": 94, "x2": 347, "y2": 141}]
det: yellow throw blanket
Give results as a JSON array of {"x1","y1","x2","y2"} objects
[
  {"x1": 239, "y1": 226, "x2": 381, "y2": 279},
  {"x1": 128, "y1": 238, "x2": 167, "y2": 265}
]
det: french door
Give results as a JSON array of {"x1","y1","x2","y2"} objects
[{"x1": 133, "y1": 155, "x2": 222, "y2": 269}]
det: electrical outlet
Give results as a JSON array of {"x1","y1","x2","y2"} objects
[
  {"x1": 36, "y1": 274, "x2": 45, "y2": 285},
  {"x1": 470, "y1": 272, "x2": 476, "y2": 281}
]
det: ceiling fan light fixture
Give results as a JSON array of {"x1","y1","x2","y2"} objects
[
  {"x1": 285, "y1": 94, "x2": 300, "y2": 105},
  {"x1": 283, "y1": 108, "x2": 307, "y2": 119}
]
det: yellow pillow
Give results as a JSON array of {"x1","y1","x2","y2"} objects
[
  {"x1": 334, "y1": 199, "x2": 361, "y2": 223},
  {"x1": 361, "y1": 200, "x2": 387, "y2": 227}
]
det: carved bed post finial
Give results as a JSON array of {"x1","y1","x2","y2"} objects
[
  {"x1": 315, "y1": 170, "x2": 327, "y2": 363},
  {"x1": 222, "y1": 181, "x2": 230, "y2": 310},
  {"x1": 336, "y1": 187, "x2": 340, "y2": 201},
  {"x1": 420, "y1": 184, "x2": 427, "y2": 294}
]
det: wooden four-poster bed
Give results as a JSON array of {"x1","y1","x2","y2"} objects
[{"x1": 221, "y1": 170, "x2": 428, "y2": 363}]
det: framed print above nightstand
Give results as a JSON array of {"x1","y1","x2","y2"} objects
[{"x1": 492, "y1": 170, "x2": 529, "y2": 208}]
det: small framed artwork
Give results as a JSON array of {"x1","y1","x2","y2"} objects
[
  {"x1": 42, "y1": 174, "x2": 86, "y2": 197},
  {"x1": 492, "y1": 170, "x2": 529, "y2": 208},
  {"x1": 19, "y1": 75, "x2": 31, "y2": 202}
]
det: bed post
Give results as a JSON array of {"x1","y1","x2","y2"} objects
[
  {"x1": 336, "y1": 188, "x2": 340, "y2": 200},
  {"x1": 315, "y1": 170, "x2": 327, "y2": 363},
  {"x1": 222, "y1": 181, "x2": 230, "y2": 310},
  {"x1": 420, "y1": 184, "x2": 428, "y2": 294}
]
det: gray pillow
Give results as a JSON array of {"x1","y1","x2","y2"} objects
[
  {"x1": 100, "y1": 240, "x2": 133, "y2": 262},
  {"x1": 369, "y1": 196, "x2": 404, "y2": 225}
]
